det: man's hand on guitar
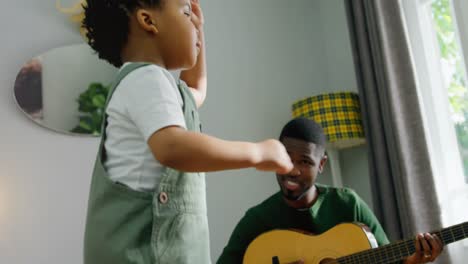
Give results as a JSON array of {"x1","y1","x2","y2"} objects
[{"x1": 404, "y1": 233, "x2": 444, "y2": 264}]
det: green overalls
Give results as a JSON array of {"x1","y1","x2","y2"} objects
[{"x1": 84, "y1": 63, "x2": 211, "y2": 264}]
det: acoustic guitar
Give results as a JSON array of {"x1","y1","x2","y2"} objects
[{"x1": 243, "y1": 222, "x2": 468, "y2": 264}]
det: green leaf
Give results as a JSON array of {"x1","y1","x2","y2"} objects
[
  {"x1": 92, "y1": 94, "x2": 106, "y2": 108},
  {"x1": 78, "y1": 116, "x2": 93, "y2": 131},
  {"x1": 71, "y1": 81, "x2": 110, "y2": 135}
]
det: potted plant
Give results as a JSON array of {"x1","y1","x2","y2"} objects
[{"x1": 71, "y1": 82, "x2": 109, "y2": 135}]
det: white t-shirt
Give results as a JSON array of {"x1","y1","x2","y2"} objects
[{"x1": 104, "y1": 63, "x2": 186, "y2": 192}]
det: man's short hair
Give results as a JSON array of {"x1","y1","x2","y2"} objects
[{"x1": 279, "y1": 117, "x2": 327, "y2": 148}]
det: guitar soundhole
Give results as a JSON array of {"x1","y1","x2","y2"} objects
[{"x1": 320, "y1": 258, "x2": 338, "y2": 264}]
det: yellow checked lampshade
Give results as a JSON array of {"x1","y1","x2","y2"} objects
[{"x1": 292, "y1": 92, "x2": 366, "y2": 149}]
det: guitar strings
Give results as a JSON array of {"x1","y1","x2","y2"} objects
[{"x1": 335, "y1": 222, "x2": 467, "y2": 264}]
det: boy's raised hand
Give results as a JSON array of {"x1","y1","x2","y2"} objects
[
  {"x1": 255, "y1": 139, "x2": 294, "y2": 174},
  {"x1": 191, "y1": 0, "x2": 204, "y2": 27},
  {"x1": 180, "y1": 0, "x2": 207, "y2": 108}
]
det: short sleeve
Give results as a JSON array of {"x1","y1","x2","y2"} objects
[{"x1": 120, "y1": 65, "x2": 186, "y2": 141}]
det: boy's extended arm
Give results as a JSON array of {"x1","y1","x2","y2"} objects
[{"x1": 147, "y1": 126, "x2": 293, "y2": 174}]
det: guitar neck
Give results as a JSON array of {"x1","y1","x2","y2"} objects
[{"x1": 337, "y1": 222, "x2": 468, "y2": 264}]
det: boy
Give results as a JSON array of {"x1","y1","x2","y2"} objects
[{"x1": 82, "y1": 0, "x2": 293, "y2": 263}]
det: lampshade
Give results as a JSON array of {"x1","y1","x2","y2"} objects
[{"x1": 292, "y1": 92, "x2": 365, "y2": 149}]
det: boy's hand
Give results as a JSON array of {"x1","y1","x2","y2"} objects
[
  {"x1": 255, "y1": 139, "x2": 294, "y2": 174},
  {"x1": 181, "y1": 0, "x2": 207, "y2": 108},
  {"x1": 191, "y1": 0, "x2": 204, "y2": 27}
]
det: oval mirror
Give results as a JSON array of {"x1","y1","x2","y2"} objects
[{"x1": 13, "y1": 43, "x2": 118, "y2": 136}]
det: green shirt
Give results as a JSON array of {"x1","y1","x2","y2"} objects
[{"x1": 217, "y1": 184, "x2": 389, "y2": 264}]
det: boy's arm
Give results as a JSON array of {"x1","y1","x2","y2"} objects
[
  {"x1": 180, "y1": 0, "x2": 206, "y2": 108},
  {"x1": 148, "y1": 126, "x2": 293, "y2": 174}
]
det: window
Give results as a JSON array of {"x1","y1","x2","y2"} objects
[
  {"x1": 402, "y1": 0, "x2": 468, "y2": 260},
  {"x1": 430, "y1": 0, "x2": 468, "y2": 183}
]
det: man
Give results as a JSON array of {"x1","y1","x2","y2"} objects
[{"x1": 217, "y1": 118, "x2": 443, "y2": 264}]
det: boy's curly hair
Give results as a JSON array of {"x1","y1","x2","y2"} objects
[{"x1": 82, "y1": 0, "x2": 163, "y2": 67}]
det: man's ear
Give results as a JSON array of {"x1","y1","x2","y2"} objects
[
  {"x1": 135, "y1": 9, "x2": 159, "y2": 33},
  {"x1": 318, "y1": 154, "x2": 328, "y2": 173}
]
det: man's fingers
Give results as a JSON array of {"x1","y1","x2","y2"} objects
[
  {"x1": 421, "y1": 234, "x2": 431, "y2": 253},
  {"x1": 428, "y1": 234, "x2": 443, "y2": 261},
  {"x1": 434, "y1": 234, "x2": 444, "y2": 250},
  {"x1": 415, "y1": 234, "x2": 422, "y2": 253}
]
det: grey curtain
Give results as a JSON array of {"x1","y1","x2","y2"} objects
[{"x1": 345, "y1": 0, "x2": 450, "y2": 262}]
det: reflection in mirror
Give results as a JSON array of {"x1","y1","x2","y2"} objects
[{"x1": 14, "y1": 44, "x2": 117, "y2": 136}]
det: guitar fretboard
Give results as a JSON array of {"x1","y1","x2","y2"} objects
[{"x1": 336, "y1": 222, "x2": 468, "y2": 264}]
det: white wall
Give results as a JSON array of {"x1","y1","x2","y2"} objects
[
  {"x1": 0, "y1": 0, "x2": 369, "y2": 263},
  {"x1": 0, "y1": 1, "x2": 98, "y2": 263},
  {"x1": 314, "y1": 0, "x2": 373, "y2": 208},
  {"x1": 316, "y1": 0, "x2": 358, "y2": 93},
  {"x1": 202, "y1": 0, "x2": 333, "y2": 259}
]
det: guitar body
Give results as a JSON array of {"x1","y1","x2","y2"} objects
[{"x1": 243, "y1": 223, "x2": 379, "y2": 264}]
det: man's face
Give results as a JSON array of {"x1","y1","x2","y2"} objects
[{"x1": 276, "y1": 137, "x2": 326, "y2": 201}]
